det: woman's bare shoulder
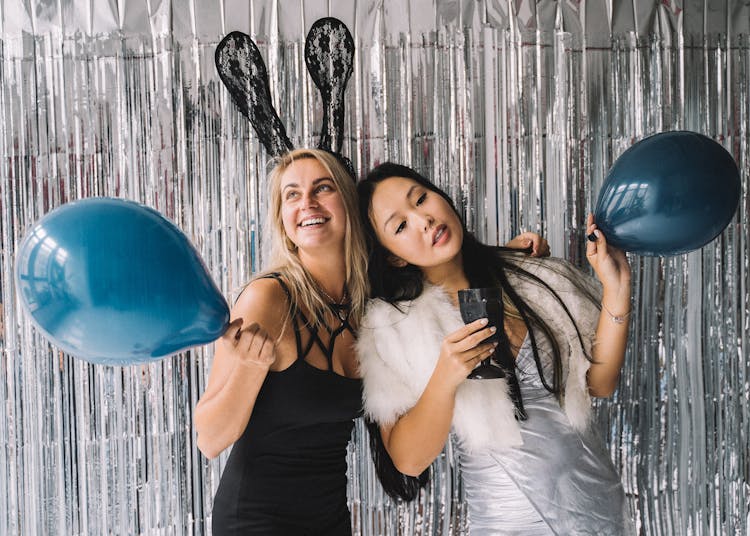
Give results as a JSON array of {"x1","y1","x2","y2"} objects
[{"x1": 231, "y1": 276, "x2": 290, "y2": 330}]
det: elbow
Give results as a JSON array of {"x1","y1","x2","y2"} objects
[
  {"x1": 196, "y1": 433, "x2": 223, "y2": 460},
  {"x1": 395, "y1": 462, "x2": 427, "y2": 478},
  {"x1": 194, "y1": 418, "x2": 239, "y2": 460},
  {"x1": 391, "y1": 455, "x2": 430, "y2": 477},
  {"x1": 588, "y1": 381, "x2": 618, "y2": 398}
]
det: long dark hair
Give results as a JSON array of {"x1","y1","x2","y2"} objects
[{"x1": 358, "y1": 162, "x2": 593, "y2": 500}]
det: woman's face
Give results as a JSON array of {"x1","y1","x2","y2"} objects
[
  {"x1": 368, "y1": 176, "x2": 464, "y2": 270},
  {"x1": 279, "y1": 157, "x2": 348, "y2": 255}
]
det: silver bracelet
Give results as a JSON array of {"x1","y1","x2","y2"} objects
[{"x1": 602, "y1": 303, "x2": 631, "y2": 324}]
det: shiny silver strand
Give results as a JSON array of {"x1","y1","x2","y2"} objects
[{"x1": 1, "y1": 1, "x2": 748, "y2": 534}]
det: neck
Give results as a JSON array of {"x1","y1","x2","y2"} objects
[
  {"x1": 298, "y1": 248, "x2": 348, "y2": 301},
  {"x1": 422, "y1": 253, "x2": 469, "y2": 305}
]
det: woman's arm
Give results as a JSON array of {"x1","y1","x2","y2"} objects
[
  {"x1": 379, "y1": 319, "x2": 497, "y2": 476},
  {"x1": 193, "y1": 279, "x2": 285, "y2": 459},
  {"x1": 584, "y1": 214, "x2": 632, "y2": 397}
]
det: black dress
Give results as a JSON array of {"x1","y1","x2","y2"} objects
[{"x1": 211, "y1": 276, "x2": 363, "y2": 536}]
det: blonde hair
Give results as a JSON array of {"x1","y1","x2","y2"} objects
[{"x1": 260, "y1": 148, "x2": 369, "y2": 329}]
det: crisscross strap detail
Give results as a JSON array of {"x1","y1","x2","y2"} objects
[{"x1": 260, "y1": 273, "x2": 355, "y2": 372}]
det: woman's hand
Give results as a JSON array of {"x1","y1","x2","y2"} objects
[
  {"x1": 506, "y1": 232, "x2": 550, "y2": 257},
  {"x1": 219, "y1": 318, "x2": 277, "y2": 371},
  {"x1": 432, "y1": 318, "x2": 497, "y2": 390},
  {"x1": 381, "y1": 318, "x2": 498, "y2": 475},
  {"x1": 585, "y1": 214, "x2": 631, "y2": 297}
]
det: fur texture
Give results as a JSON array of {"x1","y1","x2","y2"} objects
[{"x1": 356, "y1": 256, "x2": 602, "y2": 453}]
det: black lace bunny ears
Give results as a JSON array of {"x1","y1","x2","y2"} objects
[{"x1": 215, "y1": 18, "x2": 355, "y2": 176}]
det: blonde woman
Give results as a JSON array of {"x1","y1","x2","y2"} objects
[
  {"x1": 194, "y1": 148, "x2": 547, "y2": 535},
  {"x1": 194, "y1": 148, "x2": 368, "y2": 535}
]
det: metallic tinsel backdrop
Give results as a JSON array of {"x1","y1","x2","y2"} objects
[{"x1": 1, "y1": 0, "x2": 748, "y2": 534}]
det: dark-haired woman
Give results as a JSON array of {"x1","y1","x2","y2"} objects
[{"x1": 356, "y1": 163, "x2": 634, "y2": 534}]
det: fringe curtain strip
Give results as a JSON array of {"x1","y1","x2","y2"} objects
[{"x1": 1, "y1": 0, "x2": 748, "y2": 534}]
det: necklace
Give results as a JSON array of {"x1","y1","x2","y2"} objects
[
  {"x1": 315, "y1": 282, "x2": 351, "y2": 326},
  {"x1": 316, "y1": 281, "x2": 349, "y2": 306}
]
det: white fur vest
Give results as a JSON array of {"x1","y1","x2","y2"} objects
[{"x1": 356, "y1": 256, "x2": 603, "y2": 452}]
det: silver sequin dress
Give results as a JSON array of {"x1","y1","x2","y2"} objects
[{"x1": 458, "y1": 337, "x2": 633, "y2": 535}]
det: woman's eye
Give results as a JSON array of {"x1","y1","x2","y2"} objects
[
  {"x1": 416, "y1": 192, "x2": 427, "y2": 205},
  {"x1": 395, "y1": 221, "x2": 406, "y2": 234},
  {"x1": 315, "y1": 183, "x2": 334, "y2": 193},
  {"x1": 285, "y1": 191, "x2": 300, "y2": 200}
]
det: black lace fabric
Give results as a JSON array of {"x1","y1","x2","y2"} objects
[
  {"x1": 215, "y1": 32, "x2": 294, "y2": 157},
  {"x1": 215, "y1": 20, "x2": 357, "y2": 180},
  {"x1": 304, "y1": 17, "x2": 355, "y2": 155}
]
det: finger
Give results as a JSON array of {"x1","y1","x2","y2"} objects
[
  {"x1": 238, "y1": 322, "x2": 261, "y2": 352},
  {"x1": 608, "y1": 245, "x2": 626, "y2": 260},
  {"x1": 246, "y1": 326, "x2": 270, "y2": 359},
  {"x1": 609, "y1": 247, "x2": 631, "y2": 273},
  {"x1": 525, "y1": 235, "x2": 538, "y2": 255},
  {"x1": 587, "y1": 228, "x2": 611, "y2": 260},
  {"x1": 586, "y1": 229, "x2": 599, "y2": 258},
  {"x1": 586, "y1": 213, "x2": 598, "y2": 242},
  {"x1": 539, "y1": 239, "x2": 550, "y2": 257},
  {"x1": 520, "y1": 232, "x2": 536, "y2": 251},
  {"x1": 447, "y1": 318, "x2": 489, "y2": 342},
  {"x1": 257, "y1": 331, "x2": 275, "y2": 362},
  {"x1": 454, "y1": 325, "x2": 498, "y2": 352},
  {"x1": 461, "y1": 341, "x2": 497, "y2": 362},
  {"x1": 222, "y1": 318, "x2": 244, "y2": 345},
  {"x1": 531, "y1": 237, "x2": 548, "y2": 257}
]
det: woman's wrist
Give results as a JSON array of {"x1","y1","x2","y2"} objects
[
  {"x1": 601, "y1": 302, "x2": 631, "y2": 324},
  {"x1": 430, "y1": 364, "x2": 462, "y2": 396},
  {"x1": 601, "y1": 286, "x2": 631, "y2": 322}
]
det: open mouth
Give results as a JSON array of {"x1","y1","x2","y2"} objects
[
  {"x1": 432, "y1": 224, "x2": 448, "y2": 245},
  {"x1": 298, "y1": 216, "x2": 329, "y2": 228}
]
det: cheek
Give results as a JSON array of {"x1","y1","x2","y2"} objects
[
  {"x1": 330, "y1": 197, "x2": 347, "y2": 222},
  {"x1": 376, "y1": 230, "x2": 420, "y2": 262},
  {"x1": 280, "y1": 205, "x2": 296, "y2": 235}
]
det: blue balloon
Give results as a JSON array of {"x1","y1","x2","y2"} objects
[
  {"x1": 15, "y1": 198, "x2": 229, "y2": 365},
  {"x1": 594, "y1": 131, "x2": 741, "y2": 256}
]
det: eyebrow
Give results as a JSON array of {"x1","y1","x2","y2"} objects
[
  {"x1": 282, "y1": 177, "x2": 334, "y2": 191},
  {"x1": 382, "y1": 184, "x2": 419, "y2": 232}
]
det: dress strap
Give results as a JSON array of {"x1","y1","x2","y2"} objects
[{"x1": 258, "y1": 273, "x2": 305, "y2": 361}]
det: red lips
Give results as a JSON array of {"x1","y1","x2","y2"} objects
[{"x1": 432, "y1": 224, "x2": 448, "y2": 245}]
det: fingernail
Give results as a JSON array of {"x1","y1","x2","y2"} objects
[
  {"x1": 489, "y1": 326, "x2": 497, "y2": 333},
  {"x1": 594, "y1": 230, "x2": 601, "y2": 238},
  {"x1": 480, "y1": 318, "x2": 489, "y2": 325}
]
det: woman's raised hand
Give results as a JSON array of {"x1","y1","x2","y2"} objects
[
  {"x1": 433, "y1": 319, "x2": 498, "y2": 389},
  {"x1": 585, "y1": 214, "x2": 631, "y2": 291},
  {"x1": 506, "y1": 232, "x2": 550, "y2": 257},
  {"x1": 220, "y1": 318, "x2": 277, "y2": 370}
]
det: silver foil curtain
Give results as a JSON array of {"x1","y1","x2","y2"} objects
[{"x1": 1, "y1": 0, "x2": 748, "y2": 534}]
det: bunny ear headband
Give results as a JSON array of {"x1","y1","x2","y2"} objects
[{"x1": 215, "y1": 17, "x2": 355, "y2": 177}]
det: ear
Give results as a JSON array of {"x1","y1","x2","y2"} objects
[
  {"x1": 387, "y1": 255, "x2": 407, "y2": 268},
  {"x1": 215, "y1": 32, "x2": 294, "y2": 157}
]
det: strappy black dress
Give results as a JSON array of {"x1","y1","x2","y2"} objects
[{"x1": 211, "y1": 275, "x2": 363, "y2": 536}]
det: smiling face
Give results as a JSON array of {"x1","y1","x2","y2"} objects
[
  {"x1": 279, "y1": 157, "x2": 348, "y2": 256},
  {"x1": 368, "y1": 176, "x2": 464, "y2": 273}
]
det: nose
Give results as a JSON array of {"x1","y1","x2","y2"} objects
[
  {"x1": 301, "y1": 190, "x2": 319, "y2": 208},
  {"x1": 417, "y1": 211, "x2": 434, "y2": 231}
]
